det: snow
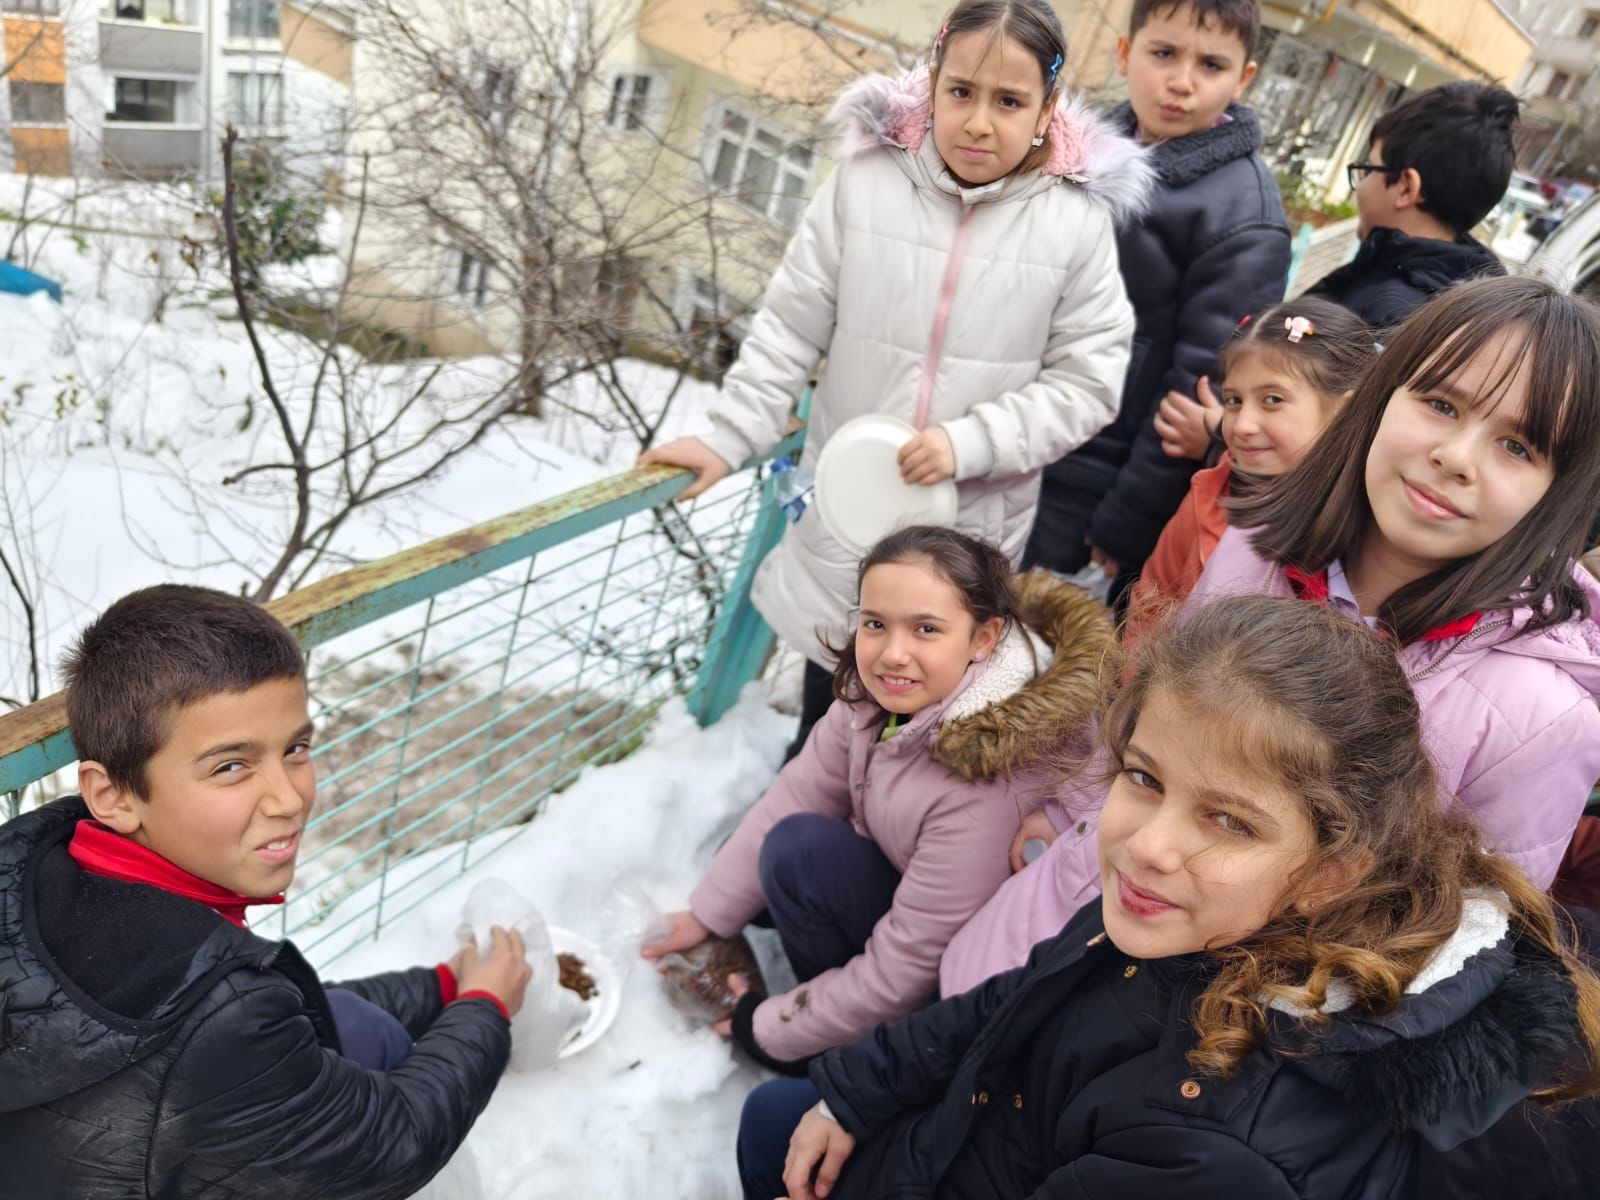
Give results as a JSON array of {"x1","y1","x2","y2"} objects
[
  {"x1": 319, "y1": 688, "x2": 794, "y2": 1199},
  {"x1": 0, "y1": 177, "x2": 725, "y2": 704}
]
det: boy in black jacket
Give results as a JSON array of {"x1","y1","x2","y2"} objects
[
  {"x1": 1025, "y1": 0, "x2": 1290, "y2": 600},
  {"x1": 0, "y1": 585, "x2": 530, "y2": 1199},
  {"x1": 1309, "y1": 81, "x2": 1516, "y2": 330}
]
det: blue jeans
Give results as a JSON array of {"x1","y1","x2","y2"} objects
[
  {"x1": 738, "y1": 1078, "x2": 824, "y2": 1200},
  {"x1": 326, "y1": 987, "x2": 413, "y2": 1070},
  {"x1": 758, "y1": 812, "x2": 901, "y2": 982}
]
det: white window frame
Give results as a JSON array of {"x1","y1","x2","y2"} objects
[
  {"x1": 225, "y1": 0, "x2": 280, "y2": 41},
  {"x1": 105, "y1": 75, "x2": 199, "y2": 126},
  {"x1": 227, "y1": 70, "x2": 284, "y2": 133},
  {"x1": 701, "y1": 98, "x2": 815, "y2": 229},
  {"x1": 446, "y1": 243, "x2": 491, "y2": 310},
  {"x1": 604, "y1": 68, "x2": 669, "y2": 135}
]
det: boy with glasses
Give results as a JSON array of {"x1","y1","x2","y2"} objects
[{"x1": 1312, "y1": 82, "x2": 1519, "y2": 329}]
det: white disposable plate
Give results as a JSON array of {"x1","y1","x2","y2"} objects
[
  {"x1": 549, "y1": 926, "x2": 621, "y2": 1059},
  {"x1": 813, "y1": 414, "x2": 960, "y2": 556}
]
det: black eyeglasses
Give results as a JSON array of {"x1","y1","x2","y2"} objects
[{"x1": 1347, "y1": 162, "x2": 1396, "y2": 190}]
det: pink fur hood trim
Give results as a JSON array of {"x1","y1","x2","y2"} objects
[{"x1": 826, "y1": 68, "x2": 1154, "y2": 224}]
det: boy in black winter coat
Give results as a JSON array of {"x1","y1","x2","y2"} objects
[
  {"x1": 1025, "y1": 0, "x2": 1290, "y2": 598},
  {"x1": 1309, "y1": 81, "x2": 1516, "y2": 331},
  {"x1": 0, "y1": 585, "x2": 531, "y2": 1200}
]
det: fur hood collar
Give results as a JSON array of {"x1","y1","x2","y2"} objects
[
  {"x1": 1263, "y1": 895, "x2": 1581, "y2": 1149},
  {"x1": 828, "y1": 69, "x2": 1154, "y2": 225},
  {"x1": 932, "y1": 571, "x2": 1112, "y2": 782}
]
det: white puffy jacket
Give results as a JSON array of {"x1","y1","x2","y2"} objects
[{"x1": 698, "y1": 70, "x2": 1149, "y2": 662}]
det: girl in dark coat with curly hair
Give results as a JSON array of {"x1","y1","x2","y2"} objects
[{"x1": 740, "y1": 596, "x2": 1600, "y2": 1200}]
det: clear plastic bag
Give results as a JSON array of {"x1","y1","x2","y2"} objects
[
  {"x1": 454, "y1": 879, "x2": 586, "y2": 1072},
  {"x1": 603, "y1": 879, "x2": 767, "y2": 1023}
]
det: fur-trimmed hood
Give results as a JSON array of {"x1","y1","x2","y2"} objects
[
  {"x1": 934, "y1": 570, "x2": 1112, "y2": 782},
  {"x1": 1268, "y1": 894, "x2": 1582, "y2": 1149},
  {"x1": 827, "y1": 69, "x2": 1154, "y2": 226}
]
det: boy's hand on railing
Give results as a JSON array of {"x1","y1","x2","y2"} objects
[
  {"x1": 640, "y1": 910, "x2": 711, "y2": 961},
  {"x1": 456, "y1": 925, "x2": 533, "y2": 1017},
  {"x1": 783, "y1": 1104, "x2": 857, "y2": 1199},
  {"x1": 897, "y1": 427, "x2": 956, "y2": 485},
  {"x1": 1154, "y1": 375, "x2": 1223, "y2": 460},
  {"x1": 639, "y1": 437, "x2": 733, "y2": 500}
]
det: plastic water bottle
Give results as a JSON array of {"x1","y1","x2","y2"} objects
[{"x1": 769, "y1": 456, "x2": 815, "y2": 523}]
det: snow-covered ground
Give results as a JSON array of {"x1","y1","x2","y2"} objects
[
  {"x1": 325, "y1": 689, "x2": 794, "y2": 1199},
  {"x1": 3, "y1": 176, "x2": 801, "y2": 1194}
]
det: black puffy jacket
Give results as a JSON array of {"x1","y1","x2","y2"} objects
[
  {"x1": 1308, "y1": 226, "x2": 1504, "y2": 331},
  {"x1": 809, "y1": 901, "x2": 1580, "y2": 1199},
  {"x1": 0, "y1": 799, "x2": 510, "y2": 1199},
  {"x1": 1026, "y1": 103, "x2": 1291, "y2": 578}
]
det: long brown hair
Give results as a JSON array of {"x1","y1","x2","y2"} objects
[
  {"x1": 829, "y1": 526, "x2": 1019, "y2": 709},
  {"x1": 1229, "y1": 275, "x2": 1600, "y2": 644},
  {"x1": 1102, "y1": 596, "x2": 1600, "y2": 1100},
  {"x1": 930, "y1": 0, "x2": 1067, "y2": 177}
]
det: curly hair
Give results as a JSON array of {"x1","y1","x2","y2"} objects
[{"x1": 1102, "y1": 595, "x2": 1600, "y2": 1102}]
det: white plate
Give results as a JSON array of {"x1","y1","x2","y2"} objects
[
  {"x1": 813, "y1": 415, "x2": 960, "y2": 556},
  {"x1": 549, "y1": 927, "x2": 621, "y2": 1058}
]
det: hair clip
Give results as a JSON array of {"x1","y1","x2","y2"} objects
[
  {"x1": 1373, "y1": 340, "x2": 1385, "y2": 354},
  {"x1": 1234, "y1": 313, "x2": 1253, "y2": 334},
  {"x1": 1048, "y1": 51, "x2": 1062, "y2": 85},
  {"x1": 1284, "y1": 315, "x2": 1315, "y2": 343},
  {"x1": 936, "y1": 19, "x2": 950, "y2": 51}
]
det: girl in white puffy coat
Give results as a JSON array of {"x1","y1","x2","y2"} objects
[{"x1": 644, "y1": 0, "x2": 1149, "y2": 750}]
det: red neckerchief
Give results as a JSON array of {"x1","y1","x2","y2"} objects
[
  {"x1": 69, "y1": 819, "x2": 284, "y2": 929},
  {"x1": 1283, "y1": 566, "x2": 1482, "y2": 642}
]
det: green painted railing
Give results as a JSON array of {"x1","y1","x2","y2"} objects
[{"x1": 0, "y1": 436, "x2": 800, "y2": 964}]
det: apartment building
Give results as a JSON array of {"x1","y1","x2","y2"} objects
[
  {"x1": 1, "y1": 0, "x2": 352, "y2": 180},
  {"x1": 1509, "y1": 0, "x2": 1600, "y2": 175}
]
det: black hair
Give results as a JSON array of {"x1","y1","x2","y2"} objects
[
  {"x1": 1130, "y1": 0, "x2": 1261, "y2": 60},
  {"x1": 62, "y1": 584, "x2": 306, "y2": 796},
  {"x1": 1367, "y1": 82, "x2": 1520, "y2": 235}
]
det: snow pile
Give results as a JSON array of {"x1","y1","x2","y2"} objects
[{"x1": 318, "y1": 687, "x2": 793, "y2": 1198}]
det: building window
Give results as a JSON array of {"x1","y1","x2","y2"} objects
[
  {"x1": 108, "y1": 78, "x2": 180, "y2": 123},
  {"x1": 595, "y1": 256, "x2": 637, "y2": 319},
  {"x1": 9, "y1": 0, "x2": 63, "y2": 14},
  {"x1": 704, "y1": 103, "x2": 814, "y2": 228},
  {"x1": 679, "y1": 274, "x2": 748, "y2": 375},
  {"x1": 606, "y1": 72, "x2": 659, "y2": 133},
  {"x1": 1547, "y1": 71, "x2": 1572, "y2": 99},
  {"x1": 227, "y1": 72, "x2": 283, "y2": 130},
  {"x1": 227, "y1": 0, "x2": 279, "y2": 39},
  {"x1": 468, "y1": 55, "x2": 516, "y2": 131},
  {"x1": 450, "y1": 246, "x2": 490, "y2": 309},
  {"x1": 9, "y1": 81, "x2": 66, "y2": 125},
  {"x1": 1581, "y1": 14, "x2": 1599, "y2": 39},
  {"x1": 108, "y1": 0, "x2": 191, "y2": 22}
]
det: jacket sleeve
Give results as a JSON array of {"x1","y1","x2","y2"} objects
[
  {"x1": 1456, "y1": 693, "x2": 1600, "y2": 889},
  {"x1": 327, "y1": 966, "x2": 444, "y2": 1039},
  {"x1": 152, "y1": 981, "x2": 510, "y2": 1200},
  {"x1": 689, "y1": 698, "x2": 856, "y2": 936},
  {"x1": 749, "y1": 782, "x2": 1017, "y2": 1060},
  {"x1": 698, "y1": 166, "x2": 846, "y2": 470},
  {"x1": 943, "y1": 205, "x2": 1134, "y2": 483},
  {"x1": 808, "y1": 959, "x2": 1031, "y2": 1139},
  {"x1": 1027, "y1": 1125, "x2": 1300, "y2": 1199},
  {"x1": 1087, "y1": 220, "x2": 1290, "y2": 569}
]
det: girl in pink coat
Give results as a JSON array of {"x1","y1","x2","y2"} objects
[
  {"x1": 944, "y1": 275, "x2": 1600, "y2": 996},
  {"x1": 644, "y1": 527, "x2": 1108, "y2": 1070}
]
